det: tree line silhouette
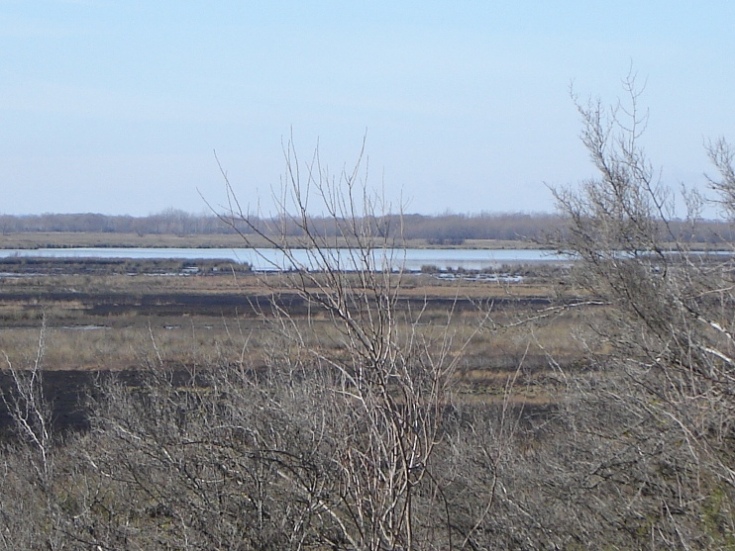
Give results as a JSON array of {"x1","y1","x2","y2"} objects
[{"x1": 1, "y1": 210, "x2": 732, "y2": 244}]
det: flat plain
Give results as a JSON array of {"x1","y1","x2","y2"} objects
[{"x1": 0, "y1": 255, "x2": 598, "y2": 432}]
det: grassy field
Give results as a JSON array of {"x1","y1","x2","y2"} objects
[
  {"x1": 0, "y1": 258, "x2": 597, "y2": 412},
  {"x1": 0, "y1": 231, "x2": 540, "y2": 250}
]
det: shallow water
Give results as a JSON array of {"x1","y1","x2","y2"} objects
[{"x1": 0, "y1": 247, "x2": 569, "y2": 272}]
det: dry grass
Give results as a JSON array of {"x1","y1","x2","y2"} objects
[
  {"x1": 0, "y1": 265, "x2": 604, "y2": 409},
  {"x1": 0, "y1": 232, "x2": 537, "y2": 250}
]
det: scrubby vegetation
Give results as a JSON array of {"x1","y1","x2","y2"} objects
[{"x1": 2, "y1": 81, "x2": 735, "y2": 549}]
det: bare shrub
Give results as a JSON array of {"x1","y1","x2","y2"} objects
[
  {"x1": 547, "y1": 71, "x2": 735, "y2": 548},
  {"x1": 0, "y1": 139, "x2": 501, "y2": 550},
  {"x1": 206, "y1": 138, "x2": 485, "y2": 549}
]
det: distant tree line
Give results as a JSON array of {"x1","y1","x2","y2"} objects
[{"x1": 0, "y1": 209, "x2": 733, "y2": 244}]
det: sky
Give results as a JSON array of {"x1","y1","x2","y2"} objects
[{"x1": 2, "y1": 1, "x2": 735, "y2": 217}]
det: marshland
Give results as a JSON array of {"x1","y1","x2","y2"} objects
[
  {"x1": 3, "y1": 105, "x2": 735, "y2": 548},
  {"x1": 0, "y1": 254, "x2": 586, "y2": 405}
]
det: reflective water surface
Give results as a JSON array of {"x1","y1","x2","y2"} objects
[{"x1": 0, "y1": 247, "x2": 569, "y2": 272}]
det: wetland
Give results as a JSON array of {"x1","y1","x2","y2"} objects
[{"x1": 0, "y1": 255, "x2": 589, "y2": 433}]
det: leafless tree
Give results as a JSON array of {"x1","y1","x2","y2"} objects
[
  {"x1": 206, "y1": 137, "x2": 491, "y2": 550},
  {"x1": 549, "y1": 71, "x2": 735, "y2": 548}
]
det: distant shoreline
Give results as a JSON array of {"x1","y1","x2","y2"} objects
[
  {"x1": 1, "y1": 231, "x2": 732, "y2": 252},
  {"x1": 0, "y1": 232, "x2": 542, "y2": 251}
]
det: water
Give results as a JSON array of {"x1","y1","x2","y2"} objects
[{"x1": 0, "y1": 247, "x2": 569, "y2": 272}]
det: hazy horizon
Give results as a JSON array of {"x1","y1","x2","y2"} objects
[
  {"x1": 3, "y1": 2, "x2": 734, "y2": 217},
  {"x1": 0, "y1": 207, "x2": 560, "y2": 218}
]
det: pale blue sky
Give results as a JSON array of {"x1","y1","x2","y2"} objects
[{"x1": 2, "y1": 1, "x2": 734, "y2": 216}]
